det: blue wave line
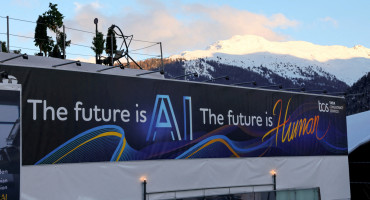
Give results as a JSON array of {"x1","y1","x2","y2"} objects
[
  {"x1": 175, "y1": 135, "x2": 274, "y2": 159},
  {"x1": 319, "y1": 139, "x2": 348, "y2": 151},
  {"x1": 35, "y1": 125, "x2": 125, "y2": 165},
  {"x1": 110, "y1": 136, "x2": 125, "y2": 161}
]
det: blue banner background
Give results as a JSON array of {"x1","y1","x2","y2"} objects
[{"x1": 0, "y1": 65, "x2": 348, "y2": 165}]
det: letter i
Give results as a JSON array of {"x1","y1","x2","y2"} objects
[
  {"x1": 265, "y1": 111, "x2": 268, "y2": 126},
  {"x1": 136, "y1": 104, "x2": 139, "y2": 122},
  {"x1": 183, "y1": 97, "x2": 193, "y2": 140}
]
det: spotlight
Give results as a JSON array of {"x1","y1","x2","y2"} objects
[
  {"x1": 96, "y1": 65, "x2": 117, "y2": 72},
  {"x1": 202, "y1": 75, "x2": 230, "y2": 82},
  {"x1": 141, "y1": 176, "x2": 147, "y2": 200},
  {"x1": 284, "y1": 87, "x2": 305, "y2": 92},
  {"x1": 140, "y1": 176, "x2": 147, "y2": 182},
  {"x1": 232, "y1": 81, "x2": 257, "y2": 86},
  {"x1": 270, "y1": 169, "x2": 277, "y2": 191},
  {"x1": 136, "y1": 69, "x2": 164, "y2": 76},
  {"x1": 52, "y1": 60, "x2": 81, "y2": 68},
  {"x1": 0, "y1": 53, "x2": 28, "y2": 63},
  {"x1": 173, "y1": 72, "x2": 198, "y2": 79},
  {"x1": 258, "y1": 84, "x2": 282, "y2": 89},
  {"x1": 305, "y1": 90, "x2": 327, "y2": 94}
]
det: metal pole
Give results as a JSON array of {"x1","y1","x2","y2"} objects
[
  {"x1": 95, "y1": 20, "x2": 98, "y2": 64},
  {"x1": 143, "y1": 180, "x2": 147, "y2": 200},
  {"x1": 272, "y1": 174, "x2": 277, "y2": 199},
  {"x1": 111, "y1": 34, "x2": 113, "y2": 66},
  {"x1": 63, "y1": 25, "x2": 66, "y2": 59},
  {"x1": 159, "y1": 42, "x2": 164, "y2": 72},
  {"x1": 7, "y1": 16, "x2": 9, "y2": 53}
]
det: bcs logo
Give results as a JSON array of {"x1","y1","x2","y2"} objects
[{"x1": 318, "y1": 100, "x2": 329, "y2": 112}]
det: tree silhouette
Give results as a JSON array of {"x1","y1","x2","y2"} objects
[
  {"x1": 34, "y1": 3, "x2": 66, "y2": 57},
  {"x1": 92, "y1": 32, "x2": 105, "y2": 61},
  {"x1": 44, "y1": 3, "x2": 64, "y2": 33},
  {"x1": 0, "y1": 41, "x2": 7, "y2": 52},
  {"x1": 50, "y1": 44, "x2": 61, "y2": 58},
  {"x1": 105, "y1": 27, "x2": 117, "y2": 57},
  {"x1": 34, "y1": 15, "x2": 53, "y2": 56},
  {"x1": 53, "y1": 32, "x2": 71, "y2": 58}
]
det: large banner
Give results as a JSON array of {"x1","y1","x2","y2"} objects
[
  {"x1": 0, "y1": 65, "x2": 347, "y2": 165},
  {"x1": 0, "y1": 86, "x2": 21, "y2": 199}
]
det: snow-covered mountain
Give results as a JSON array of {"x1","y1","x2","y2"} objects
[{"x1": 170, "y1": 35, "x2": 370, "y2": 86}]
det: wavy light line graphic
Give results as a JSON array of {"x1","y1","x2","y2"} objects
[
  {"x1": 319, "y1": 138, "x2": 348, "y2": 151},
  {"x1": 185, "y1": 138, "x2": 241, "y2": 158},
  {"x1": 35, "y1": 125, "x2": 128, "y2": 165},
  {"x1": 52, "y1": 132, "x2": 122, "y2": 164},
  {"x1": 176, "y1": 135, "x2": 275, "y2": 159},
  {"x1": 116, "y1": 138, "x2": 126, "y2": 161},
  {"x1": 35, "y1": 121, "x2": 346, "y2": 165}
]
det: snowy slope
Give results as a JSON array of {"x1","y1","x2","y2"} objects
[{"x1": 170, "y1": 35, "x2": 370, "y2": 85}]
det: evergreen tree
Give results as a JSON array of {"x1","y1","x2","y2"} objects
[
  {"x1": 44, "y1": 3, "x2": 64, "y2": 33},
  {"x1": 34, "y1": 3, "x2": 66, "y2": 57},
  {"x1": 346, "y1": 72, "x2": 370, "y2": 115},
  {"x1": 92, "y1": 32, "x2": 105, "y2": 60},
  {"x1": 0, "y1": 41, "x2": 7, "y2": 52},
  {"x1": 105, "y1": 27, "x2": 117, "y2": 57},
  {"x1": 34, "y1": 15, "x2": 53, "y2": 56}
]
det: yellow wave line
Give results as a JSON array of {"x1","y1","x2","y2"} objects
[
  {"x1": 53, "y1": 132, "x2": 122, "y2": 164},
  {"x1": 116, "y1": 138, "x2": 126, "y2": 161},
  {"x1": 186, "y1": 138, "x2": 240, "y2": 159}
]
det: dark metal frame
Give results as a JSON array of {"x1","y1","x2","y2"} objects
[
  {"x1": 144, "y1": 183, "x2": 274, "y2": 200},
  {"x1": 97, "y1": 25, "x2": 165, "y2": 73},
  {"x1": 107, "y1": 25, "x2": 143, "y2": 69},
  {"x1": 144, "y1": 185, "x2": 322, "y2": 200}
]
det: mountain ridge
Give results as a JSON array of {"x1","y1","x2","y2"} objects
[
  {"x1": 172, "y1": 35, "x2": 370, "y2": 62},
  {"x1": 170, "y1": 35, "x2": 370, "y2": 85}
]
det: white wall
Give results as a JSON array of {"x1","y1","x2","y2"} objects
[
  {"x1": 21, "y1": 156, "x2": 350, "y2": 200},
  {"x1": 347, "y1": 110, "x2": 370, "y2": 153}
]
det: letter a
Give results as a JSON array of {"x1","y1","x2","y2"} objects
[{"x1": 146, "y1": 95, "x2": 181, "y2": 141}]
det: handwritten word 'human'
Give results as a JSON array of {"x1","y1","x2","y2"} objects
[{"x1": 262, "y1": 98, "x2": 329, "y2": 146}]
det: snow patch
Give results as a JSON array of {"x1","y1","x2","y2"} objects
[{"x1": 170, "y1": 34, "x2": 370, "y2": 85}]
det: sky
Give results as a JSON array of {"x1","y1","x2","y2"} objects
[{"x1": 1, "y1": 0, "x2": 369, "y2": 62}]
